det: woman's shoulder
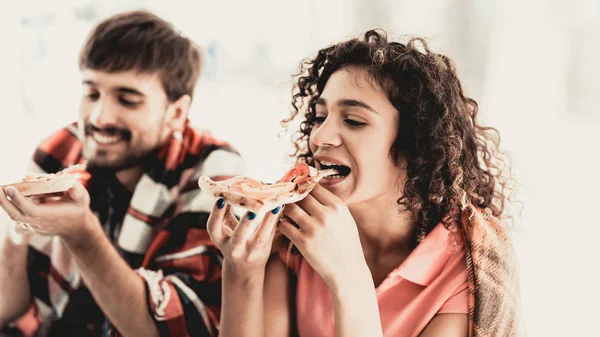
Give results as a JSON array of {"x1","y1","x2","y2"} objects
[{"x1": 393, "y1": 222, "x2": 467, "y2": 287}]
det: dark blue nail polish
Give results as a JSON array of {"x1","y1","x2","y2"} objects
[
  {"x1": 247, "y1": 212, "x2": 257, "y2": 220},
  {"x1": 216, "y1": 198, "x2": 225, "y2": 209},
  {"x1": 271, "y1": 206, "x2": 281, "y2": 215}
]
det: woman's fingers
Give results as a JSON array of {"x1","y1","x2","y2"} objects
[
  {"x1": 251, "y1": 206, "x2": 282, "y2": 246},
  {"x1": 308, "y1": 184, "x2": 340, "y2": 206},
  {"x1": 207, "y1": 198, "x2": 230, "y2": 244},
  {"x1": 278, "y1": 218, "x2": 304, "y2": 248},
  {"x1": 230, "y1": 211, "x2": 260, "y2": 245},
  {"x1": 282, "y1": 203, "x2": 314, "y2": 232},
  {"x1": 295, "y1": 194, "x2": 323, "y2": 216}
]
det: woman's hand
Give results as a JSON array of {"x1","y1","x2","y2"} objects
[
  {"x1": 279, "y1": 184, "x2": 369, "y2": 290},
  {"x1": 207, "y1": 198, "x2": 282, "y2": 275}
]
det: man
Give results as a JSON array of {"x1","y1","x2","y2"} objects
[{"x1": 0, "y1": 10, "x2": 245, "y2": 337}]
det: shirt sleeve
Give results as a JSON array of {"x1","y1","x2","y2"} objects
[{"x1": 438, "y1": 278, "x2": 469, "y2": 314}]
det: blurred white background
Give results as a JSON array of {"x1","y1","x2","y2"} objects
[{"x1": 1, "y1": 0, "x2": 599, "y2": 335}]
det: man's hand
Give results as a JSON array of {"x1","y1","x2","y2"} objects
[
  {"x1": 0, "y1": 183, "x2": 93, "y2": 244},
  {"x1": 0, "y1": 184, "x2": 159, "y2": 337}
]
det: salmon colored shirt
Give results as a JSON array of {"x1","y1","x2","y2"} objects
[{"x1": 282, "y1": 223, "x2": 469, "y2": 337}]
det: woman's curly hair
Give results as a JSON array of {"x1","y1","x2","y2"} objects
[{"x1": 281, "y1": 29, "x2": 516, "y2": 241}]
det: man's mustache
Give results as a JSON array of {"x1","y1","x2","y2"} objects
[{"x1": 84, "y1": 124, "x2": 132, "y2": 141}]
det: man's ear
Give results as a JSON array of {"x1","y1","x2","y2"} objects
[{"x1": 165, "y1": 94, "x2": 192, "y2": 133}]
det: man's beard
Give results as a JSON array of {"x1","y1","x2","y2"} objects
[
  {"x1": 84, "y1": 147, "x2": 157, "y2": 171},
  {"x1": 82, "y1": 123, "x2": 159, "y2": 172}
]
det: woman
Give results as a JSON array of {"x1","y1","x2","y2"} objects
[{"x1": 207, "y1": 29, "x2": 520, "y2": 337}]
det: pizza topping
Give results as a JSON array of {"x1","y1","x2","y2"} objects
[
  {"x1": 279, "y1": 163, "x2": 311, "y2": 184},
  {"x1": 22, "y1": 163, "x2": 90, "y2": 184},
  {"x1": 229, "y1": 178, "x2": 296, "y2": 199}
]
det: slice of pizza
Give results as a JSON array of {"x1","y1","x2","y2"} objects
[
  {"x1": 0, "y1": 163, "x2": 91, "y2": 197},
  {"x1": 198, "y1": 163, "x2": 337, "y2": 214}
]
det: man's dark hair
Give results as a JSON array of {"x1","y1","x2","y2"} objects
[{"x1": 79, "y1": 10, "x2": 202, "y2": 102}]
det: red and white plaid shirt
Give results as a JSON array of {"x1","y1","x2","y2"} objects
[{"x1": 15, "y1": 121, "x2": 246, "y2": 337}]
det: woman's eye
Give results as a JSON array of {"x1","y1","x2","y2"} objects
[
  {"x1": 314, "y1": 116, "x2": 326, "y2": 124},
  {"x1": 344, "y1": 119, "x2": 367, "y2": 128}
]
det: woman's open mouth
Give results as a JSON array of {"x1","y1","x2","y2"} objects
[{"x1": 316, "y1": 159, "x2": 351, "y2": 185}]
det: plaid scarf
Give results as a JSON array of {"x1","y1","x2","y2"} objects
[
  {"x1": 460, "y1": 205, "x2": 523, "y2": 337},
  {"x1": 18, "y1": 121, "x2": 246, "y2": 337}
]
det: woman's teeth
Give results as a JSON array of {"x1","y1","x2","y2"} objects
[
  {"x1": 323, "y1": 174, "x2": 345, "y2": 179},
  {"x1": 317, "y1": 160, "x2": 351, "y2": 177},
  {"x1": 319, "y1": 160, "x2": 339, "y2": 166}
]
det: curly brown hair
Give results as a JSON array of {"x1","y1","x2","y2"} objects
[{"x1": 281, "y1": 29, "x2": 516, "y2": 241}]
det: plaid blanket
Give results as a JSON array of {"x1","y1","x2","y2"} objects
[
  {"x1": 460, "y1": 205, "x2": 523, "y2": 337},
  {"x1": 16, "y1": 121, "x2": 246, "y2": 337}
]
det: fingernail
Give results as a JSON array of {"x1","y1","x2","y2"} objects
[
  {"x1": 5, "y1": 188, "x2": 14, "y2": 198},
  {"x1": 271, "y1": 206, "x2": 281, "y2": 215},
  {"x1": 216, "y1": 198, "x2": 225, "y2": 209},
  {"x1": 247, "y1": 212, "x2": 256, "y2": 220}
]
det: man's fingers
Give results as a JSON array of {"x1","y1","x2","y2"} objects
[
  {"x1": 8, "y1": 223, "x2": 34, "y2": 245},
  {"x1": 3, "y1": 187, "x2": 41, "y2": 218},
  {"x1": 68, "y1": 183, "x2": 88, "y2": 204},
  {"x1": 30, "y1": 195, "x2": 49, "y2": 204},
  {"x1": 0, "y1": 187, "x2": 26, "y2": 221}
]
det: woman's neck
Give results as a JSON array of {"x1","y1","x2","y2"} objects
[{"x1": 348, "y1": 191, "x2": 416, "y2": 259}]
